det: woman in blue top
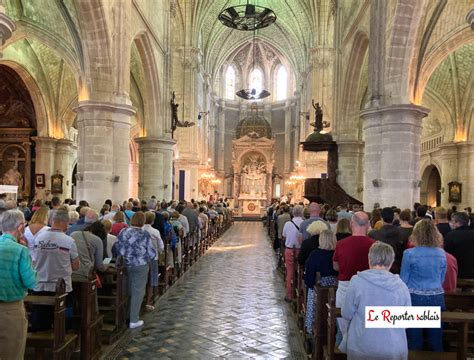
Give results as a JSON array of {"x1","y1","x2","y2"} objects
[
  {"x1": 400, "y1": 219, "x2": 446, "y2": 351},
  {"x1": 116, "y1": 212, "x2": 156, "y2": 329},
  {"x1": 304, "y1": 228, "x2": 338, "y2": 334}
]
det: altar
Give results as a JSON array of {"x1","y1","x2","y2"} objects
[{"x1": 231, "y1": 108, "x2": 275, "y2": 217}]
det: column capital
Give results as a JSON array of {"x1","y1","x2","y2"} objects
[
  {"x1": 361, "y1": 103, "x2": 430, "y2": 128},
  {"x1": 135, "y1": 137, "x2": 176, "y2": 151},
  {"x1": 31, "y1": 136, "x2": 58, "y2": 149},
  {"x1": 73, "y1": 100, "x2": 136, "y2": 117},
  {"x1": 467, "y1": 8, "x2": 474, "y2": 30}
]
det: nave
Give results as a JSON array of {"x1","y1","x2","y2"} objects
[{"x1": 107, "y1": 222, "x2": 306, "y2": 359}]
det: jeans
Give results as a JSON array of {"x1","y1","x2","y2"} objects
[
  {"x1": 406, "y1": 293, "x2": 445, "y2": 351},
  {"x1": 127, "y1": 264, "x2": 149, "y2": 323}
]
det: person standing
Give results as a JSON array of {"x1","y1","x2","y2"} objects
[
  {"x1": 282, "y1": 205, "x2": 304, "y2": 302},
  {"x1": 0, "y1": 210, "x2": 37, "y2": 360},
  {"x1": 401, "y1": 219, "x2": 446, "y2": 351},
  {"x1": 115, "y1": 212, "x2": 157, "y2": 329}
]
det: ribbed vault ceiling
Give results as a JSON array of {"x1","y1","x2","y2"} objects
[{"x1": 192, "y1": 0, "x2": 314, "y2": 78}]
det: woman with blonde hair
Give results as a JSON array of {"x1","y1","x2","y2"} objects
[
  {"x1": 24, "y1": 207, "x2": 49, "y2": 260},
  {"x1": 304, "y1": 229, "x2": 338, "y2": 334},
  {"x1": 297, "y1": 219, "x2": 328, "y2": 266},
  {"x1": 401, "y1": 219, "x2": 446, "y2": 351},
  {"x1": 111, "y1": 211, "x2": 128, "y2": 236}
]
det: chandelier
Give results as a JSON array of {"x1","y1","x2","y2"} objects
[
  {"x1": 218, "y1": 3, "x2": 276, "y2": 31},
  {"x1": 236, "y1": 88, "x2": 270, "y2": 101}
]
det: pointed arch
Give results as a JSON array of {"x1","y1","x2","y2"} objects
[{"x1": 132, "y1": 31, "x2": 164, "y2": 137}]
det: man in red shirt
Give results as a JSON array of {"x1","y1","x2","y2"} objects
[{"x1": 333, "y1": 211, "x2": 374, "y2": 347}]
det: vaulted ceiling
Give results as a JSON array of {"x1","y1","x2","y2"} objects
[{"x1": 191, "y1": 0, "x2": 315, "y2": 79}]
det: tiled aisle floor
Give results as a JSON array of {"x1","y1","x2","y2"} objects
[{"x1": 107, "y1": 222, "x2": 306, "y2": 359}]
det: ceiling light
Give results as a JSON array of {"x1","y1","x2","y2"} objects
[{"x1": 218, "y1": 4, "x2": 276, "y2": 31}]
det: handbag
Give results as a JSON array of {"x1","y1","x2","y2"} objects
[{"x1": 81, "y1": 231, "x2": 102, "y2": 288}]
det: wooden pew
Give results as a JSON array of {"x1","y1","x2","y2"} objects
[
  {"x1": 323, "y1": 288, "x2": 346, "y2": 360},
  {"x1": 295, "y1": 264, "x2": 306, "y2": 331},
  {"x1": 97, "y1": 257, "x2": 127, "y2": 344},
  {"x1": 323, "y1": 290, "x2": 467, "y2": 360},
  {"x1": 158, "y1": 233, "x2": 173, "y2": 294},
  {"x1": 72, "y1": 268, "x2": 103, "y2": 360},
  {"x1": 312, "y1": 284, "x2": 336, "y2": 360},
  {"x1": 444, "y1": 291, "x2": 474, "y2": 358},
  {"x1": 25, "y1": 278, "x2": 78, "y2": 360},
  {"x1": 456, "y1": 278, "x2": 474, "y2": 292}
]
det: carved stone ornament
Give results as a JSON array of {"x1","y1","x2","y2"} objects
[{"x1": 0, "y1": 6, "x2": 15, "y2": 56}]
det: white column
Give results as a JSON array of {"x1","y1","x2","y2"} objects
[
  {"x1": 218, "y1": 99, "x2": 226, "y2": 172},
  {"x1": 337, "y1": 141, "x2": 364, "y2": 201},
  {"x1": 55, "y1": 139, "x2": 76, "y2": 200},
  {"x1": 284, "y1": 100, "x2": 292, "y2": 173},
  {"x1": 135, "y1": 137, "x2": 176, "y2": 200},
  {"x1": 32, "y1": 137, "x2": 57, "y2": 200},
  {"x1": 361, "y1": 104, "x2": 428, "y2": 209},
  {"x1": 74, "y1": 100, "x2": 135, "y2": 210}
]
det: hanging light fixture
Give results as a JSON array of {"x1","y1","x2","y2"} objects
[
  {"x1": 218, "y1": 1, "x2": 276, "y2": 31},
  {"x1": 235, "y1": 3, "x2": 272, "y2": 101}
]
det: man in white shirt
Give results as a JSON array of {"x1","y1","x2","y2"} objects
[
  {"x1": 282, "y1": 205, "x2": 304, "y2": 302},
  {"x1": 32, "y1": 210, "x2": 80, "y2": 331}
]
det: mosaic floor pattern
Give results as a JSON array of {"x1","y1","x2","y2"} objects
[{"x1": 107, "y1": 222, "x2": 306, "y2": 359}]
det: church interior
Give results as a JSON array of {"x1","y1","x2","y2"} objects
[{"x1": 0, "y1": 0, "x2": 473, "y2": 359}]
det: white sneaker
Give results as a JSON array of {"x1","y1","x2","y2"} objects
[{"x1": 129, "y1": 320, "x2": 144, "y2": 329}]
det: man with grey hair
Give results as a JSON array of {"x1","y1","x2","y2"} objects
[
  {"x1": 0, "y1": 210, "x2": 37, "y2": 359},
  {"x1": 102, "y1": 203, "x2": 121, "y2": 222},
  {"x1": 31, "y1": 209, "x2": 80, "y2": 331},
  {"x1": 340, "y1": 242, "x2": 411, "y2": 359},
  {"x1": 67, "y1": 209, "x2": 98, "y2": 235},
  {"x1": 281, "y1": 204, "x2": 304, "y2": 302}
]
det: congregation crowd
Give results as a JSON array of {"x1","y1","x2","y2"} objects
[
  {"x1": 0, "y1": 194, "x2": 232, "y2": 360},
  {"x1": 268, "y1": 201, "x2": 474, "y2": 359}
]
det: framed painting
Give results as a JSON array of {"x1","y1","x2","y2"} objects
[
  {"x1": 51, "y1": 174, "x2": 64, "y2": 194},
  {"x1": 448, "y1": 181, "x2": 462, "y2": 203},
  {"x1": 35, "y1": 174, "x2": 45, "y2": 188}
]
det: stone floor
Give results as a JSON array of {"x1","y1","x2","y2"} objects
[{"x1": 104, "y1": 222, "x2": 306, "y2": 359}]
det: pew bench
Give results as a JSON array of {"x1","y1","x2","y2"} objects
[
  {"x1": 97, "y1": 257, "x2": 127, "y2": 344},
  {"x1": 25, "y1": 279, "x2": 78, "y2": 360},
  {"x1": 322, "y1": 289, "x2": 467, "y2": 360},
  {"x1": 71, "y1": 268, "x2": 103, "y2": 360}
]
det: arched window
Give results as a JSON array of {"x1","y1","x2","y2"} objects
[
  {"x1": 249, "y1": 68, "x2": 263, "y2": 94},
  {"x1": 276, "y1": 66, "x2": 288, "y2": 100},
  {"x1": 225, "y1": 66, "x2": 235, "y2": 99}
]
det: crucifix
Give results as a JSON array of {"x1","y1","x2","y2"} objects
[{"x1": 6, "y1": 150, "x2": 25, "y2": 169}]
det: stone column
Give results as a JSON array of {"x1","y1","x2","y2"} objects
[
  {"x1": 217, "y1": 99, "x2": 226, "y2": 172},
  {"x1": 284, "y1": 100, "x2": 292, "y2": 173},
  {"x1": 337, "y1": 141, "x2": 365, "y2": 201},
  {"x1": 439, "y1": 143, "x2": 459, "y2": 206},
  {"x1": 55, "y1": 139, "x2": 76, "y2": 200},
  {"x1": 264, "y1": 104, "x2": 272, "y2": 124},
  {"x1": 32, "y1": 137, "x2": 57, "y2": 200},
  {"x1": 74, "y1": 100, "x2": 135, "y2": 210},
  {"x1": 135, "y1": 137, "x2": 176, "y2": 200},
  {"x1": 456, "y1": 142, "x2": 474, "y2": 208},
  {"x1": 361, "y1": 104, "x2": 429, "y2": 209},
  {"x1": 239, "y1": 103, "x2": 247, "y2": 119}
]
